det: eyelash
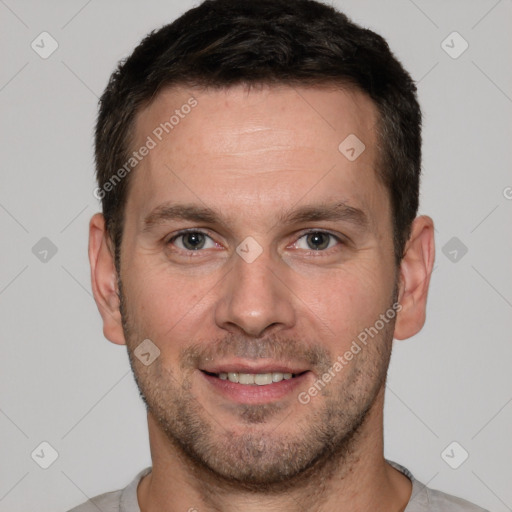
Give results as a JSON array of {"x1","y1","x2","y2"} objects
[
  {"x1": 165, "y1": 228, "x2": 344, "y2": 255},
  {"x1": 166, "y1": 228, "x2": 219, "y2": 253}
]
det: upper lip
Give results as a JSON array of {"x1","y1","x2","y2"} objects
[{"x1": 199, "y1": 360, "x2": 310, "y2": 375}]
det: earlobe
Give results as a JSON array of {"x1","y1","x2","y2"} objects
[
  {"x1": 393, "y1": 215, "x2": 435, "y2": 341},
  {"x1": 88, "y1": 213, "x2": 126, "y2": 345}
]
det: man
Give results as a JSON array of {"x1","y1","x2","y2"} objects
[{"x1": 71, "y1": 0, "x2": 488, "y2": 510}]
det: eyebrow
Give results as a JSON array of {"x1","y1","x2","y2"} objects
[
  {"x1": 142, "y1": 201, "x2": 369, "y2": 232},
  {"x1": 277, "y1": 202, "x2": 369, "y2": 229}
]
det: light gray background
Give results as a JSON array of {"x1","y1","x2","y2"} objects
[{"x1": 0, "y1": 1, "x2": 511, "y2": 511}]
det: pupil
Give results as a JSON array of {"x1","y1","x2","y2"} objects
[
  {"x1": 307, "y1": 232, "x2": 329, "y2": 250},
  {"x1": 184, "y1": 232, "x2": 205, "y2": 250}
]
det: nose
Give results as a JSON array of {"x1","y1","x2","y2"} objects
[{"x1": 214, "y1": 248, "x2": 296, "y2": 338}]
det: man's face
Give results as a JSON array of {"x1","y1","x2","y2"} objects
[{"x1": 117, "y1": 85, "x2": 398, "y2": 485}]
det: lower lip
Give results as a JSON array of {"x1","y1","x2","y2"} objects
[{"x1": 200, "y1": 371, "x2": 311, "y2": 404}]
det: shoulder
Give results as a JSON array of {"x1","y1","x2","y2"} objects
[
  {"x1": 66, "y1": 466, "x2": 152, "y2": 512},
  {"x1": 387, "y1": 460, "x2": 489, "y2": 512},
  {"x1": 421, "y1": 486, "x2": 490, "y2": 512},
  {"x1": 66, "y1": 489, "x2": 122, "y2": 512}
]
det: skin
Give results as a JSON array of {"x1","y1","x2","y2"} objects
[{"x1": 89, "y1": 84, "x2": 435, "y2": 511}]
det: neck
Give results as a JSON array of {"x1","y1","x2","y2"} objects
[{"x1": 137, "y1": 387, "x2": 411, "y2": 512}]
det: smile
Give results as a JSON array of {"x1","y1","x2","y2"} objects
[
  {"x1": 199, "y1": 368, "x2": 311, "y2": 404},
  {"x1": 202, "y1": 371, "x2": 303, "y2": 385}
]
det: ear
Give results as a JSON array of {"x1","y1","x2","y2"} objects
[
  {"x1": 88, "y1": 213, "x2": 126, "y2": 345},
  {"x1": 394, "y1": 215, "x2": 435, "y2": 340}
]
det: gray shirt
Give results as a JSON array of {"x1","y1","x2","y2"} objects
[{"x1": 67, "y1": 461, "x2": 489, "y2": 511}]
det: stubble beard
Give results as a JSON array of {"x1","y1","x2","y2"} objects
[{"x1": 118, "y1": 277, "x2": 396, "y2": 491}]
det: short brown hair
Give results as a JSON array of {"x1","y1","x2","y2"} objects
[{"x1": 94, "y1": 0, "x2": 422, "y2": 269}]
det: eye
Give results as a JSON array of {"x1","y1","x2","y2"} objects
[
  {"x1": 168, "y1": 230, "x2": 217, "y2": 251},
  {"x1": 293, "y1": 231, "x2": 340, "y2": 251}
]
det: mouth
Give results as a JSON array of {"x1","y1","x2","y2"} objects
[
  {"x1": 198, "y1": 363, "x2": 312, "y2": 404},
  {"x1": 201, "y1": 370, "x2": 307, "y2": 386}
]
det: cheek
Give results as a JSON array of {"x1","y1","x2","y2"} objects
[
  {"x1": 122, "y1": 261, "x2": 217, "y2": 351},
  {"x1": 298, "y1": 263, "x2": 392, "y2": 347}
]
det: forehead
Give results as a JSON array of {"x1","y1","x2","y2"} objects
[
  {"x1": 127, "y1": 84, "x2": 386, "y2": 231},
  {"x1": 136, "y1": 83, "x2": 378, "y2": 160}
]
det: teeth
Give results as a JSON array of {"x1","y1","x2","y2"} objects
[
  {"x1": 216, "y1": 372, "x2": 296, "y2": 385},
  {"x1": 254, "y1": 373, "x2": 272, "y2": 385},
  {"x1": 239, "y1": 373, "x2": 255, "y2": 384}
]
